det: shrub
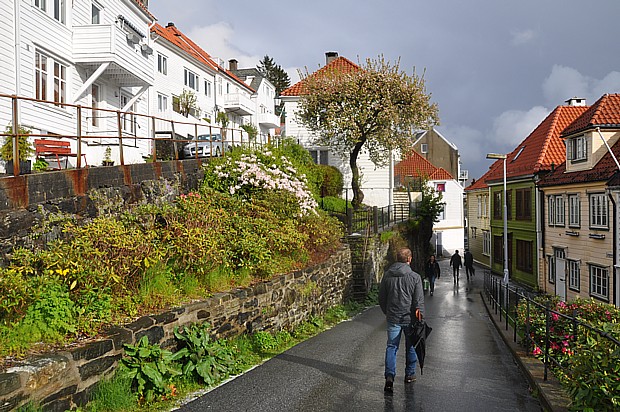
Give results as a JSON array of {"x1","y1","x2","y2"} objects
[{"x1": 316, "y1": 164, "x2": 343, "y2": 197}]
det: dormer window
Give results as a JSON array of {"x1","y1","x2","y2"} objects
[
  {"x1": 567, "y1": 135, "x2": 587, "y2": 162},
  {"x1": 512, "y1": 146, "x2": 525, "y2": 161}
]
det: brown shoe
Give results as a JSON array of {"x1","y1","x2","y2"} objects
[{"x1": 404, "y1": 375, "x2": 416, "y2": 383}]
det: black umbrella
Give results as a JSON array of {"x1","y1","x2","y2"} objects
[{"x1": 409, "y1": 320, "x2": 432, "y2": 375}]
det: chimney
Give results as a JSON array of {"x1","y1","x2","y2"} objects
[
  {"x1": 166, "y1": 22, "x2": 175, "y2": 28},
  {"x1": 565, "y1": 97, "x2": 586, "y2": 106},
  {"x1": 325, "y1": 51, "x2": 338, "y2": 65},
  {"x1": 228, "y1": 59, "x2": 238, "y2": 71}
]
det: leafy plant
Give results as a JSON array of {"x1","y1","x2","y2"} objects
[
  {"x1": 240, "y1": 123, "x2": 258, "y2": 141},
  {"x1": 173, "y1": 323, "x2": 239, "y2": 386},
  {"x1": 178, "y1": 89, "x2": 199, "y2": 118},
  {"x1": 32, "y1": 158, "x2": 49, "y2": 172},
  {"x1": 1, "y1": 124, "x2": 34, "y2": 161},
  {"x1": 120, "y1": 335, "x2": 181, "y2": 404}
]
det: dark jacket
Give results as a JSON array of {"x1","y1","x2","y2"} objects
[
  {"x1": 464, "y1": 251, "x2": 474, "y2": 267},
  {"x1": 450, "y1": 253, "x2": 462, "y2": 268},
  {"x1": 425, "y1": 260, "x2": 440, "y2": 279},
  {"x1": 378, "y1": 262, "x2": 425, "y2": 324}
]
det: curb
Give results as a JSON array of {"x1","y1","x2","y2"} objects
[{"x1": 480, "y1": 291, "x2": 571, "y2": 412}]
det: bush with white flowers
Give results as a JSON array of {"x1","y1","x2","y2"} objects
[{"x1": 206, "y1": 151, "x2": 318, "y2": 216}]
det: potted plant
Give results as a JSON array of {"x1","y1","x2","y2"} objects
[
  {"x1": 216, "y1": 111, "x2": 229, "y2": 140},
  {"x1": 102, "y1": 147, "x2": 114, "y2": 166},
  {"x1": 1, "y1": 124, "x2": 34, "y2": 175}
]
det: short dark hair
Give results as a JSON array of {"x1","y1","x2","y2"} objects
[{"x1": 397, "y1": 248, "x2": 412, "y2": 263}]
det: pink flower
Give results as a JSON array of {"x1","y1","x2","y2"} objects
[
  {"x1": 532, "y1": 347, "x2": 542, "y2": 356},
  {"x1": 551, "y1": 313, "x2": 560, "y2": 322}
]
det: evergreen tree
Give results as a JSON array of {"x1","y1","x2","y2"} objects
[{"x1": 257, "y1": 55, "x2": 291, "y2": 96}]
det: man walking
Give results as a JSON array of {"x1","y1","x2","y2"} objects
[
  {"x1": 464, "y1": 249, "x2": 475, "y2": 281},
  {"x1": 379, "y1": 248, "x2": 425, "y2": 393},
  {"x1": 450, "y1": 250, "x2": 462, "y2": 283}
]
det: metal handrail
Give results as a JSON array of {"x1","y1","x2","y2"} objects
[
  {"x1": 0, "y1": 93, "x2": 270, "y2": 176},
  {"x1": 483, "y1": 271, "x2": 620, "y2": 382}
]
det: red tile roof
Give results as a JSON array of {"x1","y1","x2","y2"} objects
[
  {"x1": 132, "y1": 0, "x2": 155, "y2": 20},
  {"x1": 151, "y1": 24, "x2": 254, "y2": 93},
  {"x1": 562, "y1": 94, "x2": 620, "y2": 136},
  {"x1": 539, "y1": 139, "x2": 620, "y2": 187},
  {"x1": 395, "y1": 151, "x2": 454, "y2": 180},
  {"x1": 484, "y1": 105, "x2": 589, "y2": 183},
  {"x1": 280, "y1": 56, "x2": 361, "y2": 97},
  {"x1": 465, "y1": 160, "x2": 503, "y2": 191}
]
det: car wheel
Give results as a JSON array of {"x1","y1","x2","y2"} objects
[{"x1": 215, "y1": 146, "x2": 221, "y2": 156}]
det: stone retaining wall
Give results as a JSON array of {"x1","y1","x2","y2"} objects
[
  {"x1": 0, "y1": 246, "x2": 353, "y2": 412},
  {"x1": 0, "y1": 160, "x2": 203, "y2": 258}
]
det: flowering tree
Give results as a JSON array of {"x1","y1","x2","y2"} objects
[{"x1": 297, "y1": 56, "x2": 439, "y2": 209}]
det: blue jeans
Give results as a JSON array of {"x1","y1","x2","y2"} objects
[{"x1": 385, "y1": 322, "x2": 418, "y2": 378}]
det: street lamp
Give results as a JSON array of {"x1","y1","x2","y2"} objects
[{"x1": 486, "y1": 153, "x2": 509, "y2": 286}]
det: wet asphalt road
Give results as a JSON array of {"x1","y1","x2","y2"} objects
[{"x1": 178, "y1": 259, "x2": 542, "y2": 412}]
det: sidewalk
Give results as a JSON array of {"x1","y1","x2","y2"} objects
[{"x1": 472, "y1": 262, "x2": 571, "y2": 412}]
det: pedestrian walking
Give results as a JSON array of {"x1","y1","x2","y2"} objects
[
  {"x1": 450, "y1": 250, "x2": 462, "y2": 283},
  {"x1": 378, "y1": 248, "x2": 425, "y2": 393},
  {"x1": 424, "y1": 254, "x2": 440, "y2": 296},
  {"x1": 464, "y1": 249, "x2": 475, "y2": 281}
]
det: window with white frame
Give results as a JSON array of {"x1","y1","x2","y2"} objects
[
  {"x1": 477, "y1": 196, "x2": 482, "y2": 218},
  {"x1": 589, "y1": 193, "x2": 608, "y2": 228},
  {"x1": 35, "y1": 50, "x2": 66, "y2": 105},
  {"x1": 91, "y1": 2, "x2": 102, "y2": 24},
  {"x1": 157, "y1": 94, "x2": 168, "y2": 112},
  {"x1": 309, "y1": 149, "x2": 328, "y2": 165},
  {"x1": 184, "y1": 68, "x2": 198, "y2": 91},
  {"x1": 120, "y1": 94, "x2": 136, "y2": 135},
  {"x1": 204, "y1": 80, "x2": 212, "y2": 97},
  {"x1": 554, "y1": 195, "x2": 565, "y2": 226},
  {"x1": 438, "y1": 204, "x2": 446, "y2": 220},
  {"x1": 568, "y1": 194, "x2": 580, "y2": 227},
  {"x1": 482, "y1": 195, "x2": 488, "y2": 218},
  {"x1": 421, "y1": 143, "x2": 428, "y2": 153},
  {"x1": 567, "y1": 135, "x2": 587, "y2": 162},
  {"x1": 157, "y1": 54, "x2": 167, "y2": 75},
  {"x1": 35, "y1": 0, "x2": 66, "y2": 24},
  {"x1": 548, "y1": 196, "x2": 555, "y2": 226},
  {"x1": 589, "y1": 265, "x2": 608, "y2": 300},
  {"x1": 482, "y1": 230, "x2": 491, "y2": 256},
  {"x1": 568, "y1": 259, "x2": 580, "y2": 291}
]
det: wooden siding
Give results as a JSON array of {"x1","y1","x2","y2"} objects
[{"x1": 542, "y1": 181, "x2": 614, "y2": 303}]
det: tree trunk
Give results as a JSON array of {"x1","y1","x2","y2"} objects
[
  {"x1": 408, "y1": 217, "x2": 434, "y2": 275},
  {"x1": 350, "y1": 139, "x2": 366, "y2": 209}
]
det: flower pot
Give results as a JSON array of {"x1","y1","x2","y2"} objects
[{"x1": 5, "y1": 160, "x2": 32, "y2": 175}]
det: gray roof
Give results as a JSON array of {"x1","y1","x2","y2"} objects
[{"x1": 231, "y1": 68, "x2": 265, "y2": 91}]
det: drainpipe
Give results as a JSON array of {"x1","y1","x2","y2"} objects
[
  {"x1": 597, "y1": 127, "x2": 620, "y2": 308},
  {"x1": 13, "y1": 0, "x2": 22, "y2": 97}
]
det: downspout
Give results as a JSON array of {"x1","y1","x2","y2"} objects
[
  {"x1": 538, "y1": 185, "x2": 546, "y2": 293},
  {"x1": 388, "y1": 149, "x2": 394, "y2": 208},
  {"x1": 597, "y1": 127, "x2": 620, "y2": 308},
  {"x1": 535, "y1": 175, "x2": 543, "y2": 292},
  {"x1": 13, "y1": 0, "x2": 22, "y2": 97}
]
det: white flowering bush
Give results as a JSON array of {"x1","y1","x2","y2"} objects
[{"x1": 205, "y1": 150, "x2": 318, "y2": 216}]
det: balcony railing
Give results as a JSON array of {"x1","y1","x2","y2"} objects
[
  {"x1": 223, "y1": 93, "x2": 255, "y2": 116},
  {"x1": 257, "y1": 112, "x2": 280, "y2": 128}
]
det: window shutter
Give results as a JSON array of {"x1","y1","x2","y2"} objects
[{"x1": 566, "y1": 140, "x2": 573, "y2": 160}]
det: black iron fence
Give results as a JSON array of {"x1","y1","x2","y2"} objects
[
  {"x1": 483, "y1": 271, "x2": 620, "y2": 381},
  {"x1": 324, "y1": 202, "x2": 418, "y2": 235}
]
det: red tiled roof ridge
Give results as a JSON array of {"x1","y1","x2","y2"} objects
[
  {"x1": 562, "y1": 94, "x2": 620, "y2": 136},
  {"x1": 152, "y1": 23, "x2": 254, "y2": 93},
  {"x1": 395, "y1": 150, "x2": 441, "y2": 179},
  {"x1": 430, "y1": 167, "x2": 454, "y2": 180},
  {"x1": 280, "y1": 56, "x2": 361, "y2": 97},
  {"x1": 483, "y1": 104, "x2": 588, "y2": 182}
]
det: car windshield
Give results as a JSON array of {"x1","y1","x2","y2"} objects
[{"x1": 195, "y1": 134, "x2": 222, "y2": 142}]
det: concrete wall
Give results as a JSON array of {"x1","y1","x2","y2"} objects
[{"x1": 0, "y1": 246, "x2": 353, "y2": 411}]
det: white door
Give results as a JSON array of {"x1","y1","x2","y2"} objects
[{"x1": 555, "y1": 257, "x2": 567, "y2": 301}]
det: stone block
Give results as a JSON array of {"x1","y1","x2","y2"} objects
[
  {"x1": 41, "y1": 385, "x2": 77, "y2": 406},
  {"x1": 152, "y1": 311, "x2": 177, "y2": 325},
  {"x1": 125, "y1": 316, "x2": 155, "y2": 332},
  {"x1": 0, "y1": 393, "x2": 27, "y2": 412},
  {"x1": 78, "y1": 355, "x2": 120, "y2": 381},
  {"x1": 135, "y1": 326, "x2": 164, "y2": 345},
  {"x1": 0, "y1": 373, "x2": 20, "y2": 396},
  {"x1": 71, "y1": 340, "x2": 113, "y2": 362},
  {"x1": 104, "y1": 326, "x2": 133, "y2": 351}
]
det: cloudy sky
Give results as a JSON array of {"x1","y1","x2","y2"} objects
[{"x1": 149, "y1": 0, "x2": 620, "y2": 180}]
